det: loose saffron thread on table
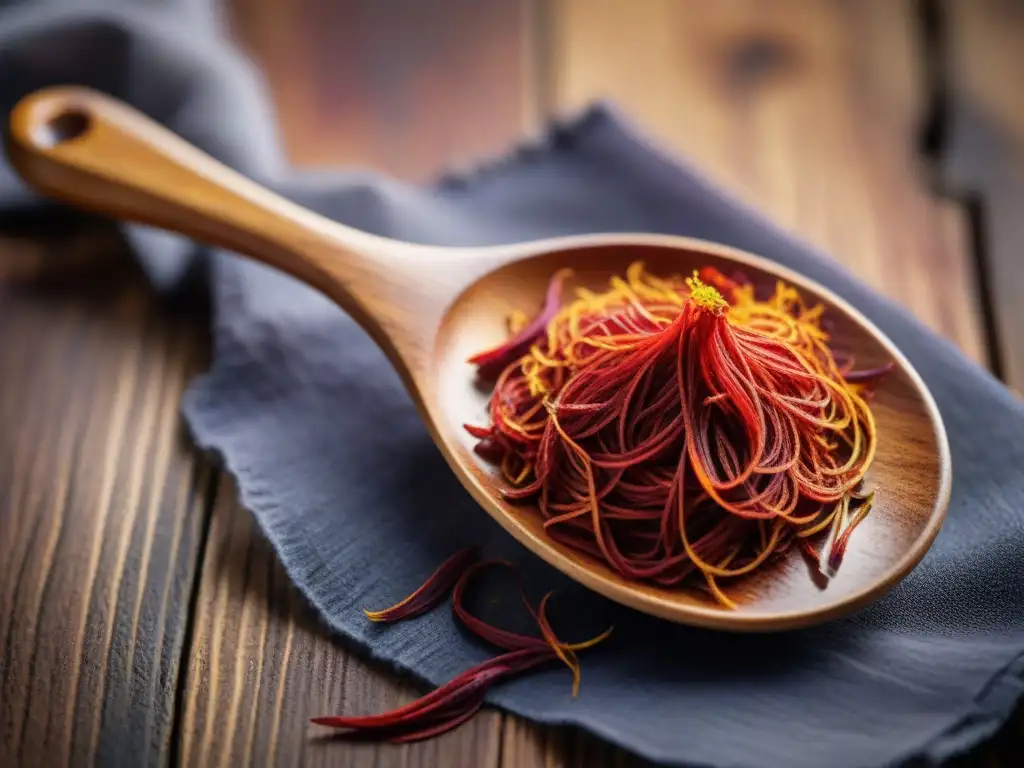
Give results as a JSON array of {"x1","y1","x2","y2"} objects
[
  {"x1": 312, "y1": 551, "x2": 613, "y2": 742},
  {"x1": 465, "y1": 262, "x2": 890, "y2": 606}
]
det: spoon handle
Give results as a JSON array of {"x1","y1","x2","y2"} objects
[{"x1": 6, "y1": 86, "x2": 383, "y2": 293}]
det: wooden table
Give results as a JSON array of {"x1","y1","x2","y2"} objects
[{"x1": 2, "y1": 1, "x2": 1022, "y2": 765}]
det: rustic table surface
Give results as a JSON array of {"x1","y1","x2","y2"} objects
[{"x1": 2, "y1": 1, "x2": 1022, "y2": 766}]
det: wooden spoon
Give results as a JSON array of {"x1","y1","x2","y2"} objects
[{"x1": 6, "y1": 86, "x2": 950, "y2": 631}]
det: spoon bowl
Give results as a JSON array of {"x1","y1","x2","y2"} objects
[{"x1": 7, "y1": 86, "x2": 950, "y2": 631}]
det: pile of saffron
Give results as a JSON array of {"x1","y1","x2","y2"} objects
[
  {"x1": 312, "y1": 547, "x2": 612, "y2": 742},
  {"x1": 465, "y1": 263, "x2": 892, "y2": 607}
]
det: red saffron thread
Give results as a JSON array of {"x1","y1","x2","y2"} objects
[
  {"x1": 313, "y1": 555, "x2": 613, "y2": 742},
  {"x1": 364, "y1": 546, "x2": 480, "y2": 622},
  {"x1": 468, "y1": 268, "x2": 573, "y2": 380},
  {"x1": 466, "y1": 263, "x2": 887, "y2": 606}
]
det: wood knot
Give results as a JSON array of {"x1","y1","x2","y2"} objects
[{"x1": 723, "y1": 34, "x2": 800, "y2": 93}]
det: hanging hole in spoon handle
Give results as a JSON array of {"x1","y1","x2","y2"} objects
[
  {"x1": 5, "y1": 85, "x2": 394, "y2": 300},
  {"x1": 33, "y1": 108, "x2": 91, "y2": 148}
]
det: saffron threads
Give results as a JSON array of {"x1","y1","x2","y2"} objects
[
  {"x1": 364, "y1": 546, "x2": 479, "y2": 622},
  {"x1": 468, "y1": 268, "x2": 573, "y2": 380},
  {"x1": 466, "y1": 263, "x2": 889, "y2": 606},
  {"x1": 313, "y1": 553, "x2": 613, "y2": 742}
]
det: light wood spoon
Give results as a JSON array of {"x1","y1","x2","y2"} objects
[{"x1": 6, "y1": 86, "x2": 950, "y2": 631}]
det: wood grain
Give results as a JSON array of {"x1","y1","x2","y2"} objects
[
  {"x1": 229, "y1": 0, "x2": 538, "y2": 179},
  {"x1": 164, "y1": 0, "x2": 1008, "y2": 765},
  {"x1": 548, "y1": 0, "x2": 985, "y2": 364},
  {"x1": 0, "y1": 227, "x2": 211, "y2": 767},
  {"x1": 2, "y1": 2, "x2": 1012, "y2": 768},
  {"x1": 176, "y1": 2, "x2": 541, "y2": 766},
  {"x1": 179, "y1": 481, "x2": 652, "y2": 768},
  {"x1": 932, "y1": 0, "x2": 1024, "y2": 389},
  {"x1": 178, "y1": 476, "x2": 504, "y2": 767}
]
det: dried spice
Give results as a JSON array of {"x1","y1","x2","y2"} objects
[
  {"x1": 312, "y1": 554, "x2": 612, "y2": 742},
  {"x1": 314, "y1": 262, "x2": 890, "y2": 741},
  {"x1": 364, "y1": 546, "x2": 479, "y2": 622},
  {"x1": 466, "y1": 262, "x2": 889, "y2": 605},
  {"x1": 467, "y1": 268, "x2": 573, "y2": 380}
]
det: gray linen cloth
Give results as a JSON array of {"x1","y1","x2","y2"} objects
[{"x1": 2, "y1": 2, "x2": 1023, "y2": 766}]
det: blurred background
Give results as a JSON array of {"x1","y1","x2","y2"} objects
[
  {"x1": 223, "y1": 0, "x2": 1021, "y2": 386},
  {"x1": 2, "y1": 1, "x2": 1023, "y2": 766}
]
